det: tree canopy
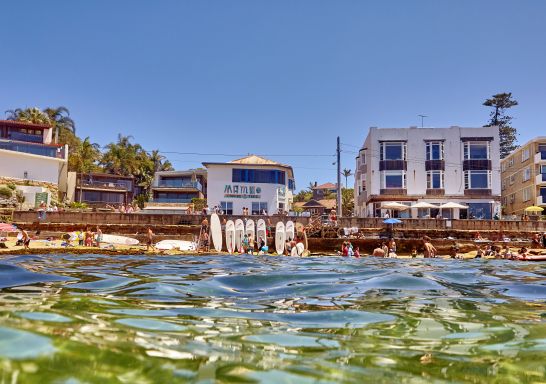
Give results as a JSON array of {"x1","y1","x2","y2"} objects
[{"x1": 483, "y1": 92, "x2": 519, "y2": 158}]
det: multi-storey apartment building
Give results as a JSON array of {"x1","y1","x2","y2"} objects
[
  {"x1": 500, "y1": 137, "x2": 546, "y2": 216},
  {"x1": 354, "y1": 126, "x2": 501, "y2": 219},
  {"x1": 74, "y1": 173, "x2": 135, "y2": 207}
]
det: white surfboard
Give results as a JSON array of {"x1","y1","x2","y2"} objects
[
  {"x1": 235, "y1": 219, "x2": 244, "y2": 253},
  {"x1": 100, "y1": 234, "x2": 139, "y2": 246},
  {"x1": 285, "y1": 220, "x2": 294, "y2": 248},
  {"x1": 155, "y1": 240, "x2": 196, "y2": 251},
  {"x1": 296, "y1": 242, "x2": 305, "y2": 256},
  {"x1": 275, "y1": 222, "x2": 285, "y2": 255},
  {"x1": 210, "y1": 213, "x2": 222, "y2": 252},
  {"x1": 245, "y1": 219, "x2": 255, "y2": 241},
  {"x1": 225, "y1": 220, "x2": 235, "y2": 254},
  {"x1": 257, "y1": 219, "x2": 267, "y2": 245}
]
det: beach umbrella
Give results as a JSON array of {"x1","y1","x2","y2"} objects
[
  {"x1": 383, "y1": 218, "x2": 402, "y2": 224},
  {"x1": 381, "y1": 202, "x2": 409, "y2": 210},
  {"x1": 411, "y1": 202, "x2": 438, "y2": 219},
  {"x1": 439, "y1": 202, "x2": 468, "y2": 219},
  {"x1": 525, "y1": 206, "x2": 544, "y2": 213},
  {"x1": 0, "y1": 223, "x2": 16, "y2": 232}
]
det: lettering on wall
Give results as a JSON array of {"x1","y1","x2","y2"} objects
[{"x1": 224, "y1": 184, "x2": 262, "y2": 199}]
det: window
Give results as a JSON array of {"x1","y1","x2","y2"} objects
[
  {"x1": 501, "y1": 162, "x2": 507, "y2": 172},
  {"x1": 508, "y1": 158, "x2": 514, "y2": 167},
  {"x1": 538, "y1": 144, "x2": 546, "y2": 160},
  {"x1": 361, "y1": 153, "x2": 366, "y2": 165},
  {"x1": 501, "y1": 197, "x2": 507, "y2": 206},
  {"x1": 232, "y1": 169, "x2": 286, "y2": 184},
  {"x1": 464, "y1": 170, "x2": 491, "y2": 189},
  {"x1": 467, "y1": 203, "x2": 493, "y2": 220},
  {"x1": 502, "y1": 178, "x2": 507, "y2": 191},
  {"x1": 251, "y1": 202, "x2": 268, "y2": 215},
  {"x1": 220, "y1": 201, "x2": 233, "y2": 215},
  {"x1": 464, "y1": 141, "x2": 490, "y2": 160},
  {"x1": 541, "y1": 165, "x2": 546, "y2": 174},
  {"x1": 381, "y1": 171, "x2": 406, "y2": 189},
  {"x1": 509, "y1": 173, "x2": 516, "y2": 185},
  {"x1": 288, "y1": 179, "x2": 296, "y2": 191},
  {"x1": 426, "y1": 141, "x2": 444, "y2": 160},
  {"x1": 522, "y1": 187, "x2": 532, "y2": 202},
  {"x1": 510, "y1": 193, "x2": 516, "y2": 203},
  {"x1": 540, "y1": 187, "x2": 546, "y2": 200},
  {"x1": 380, "y1": 142, "x2": 406, "y2": 160},
  {"x1": 523, "y1": 167, "x2": 531, "y2": 182},
  {"x1": 361, "y1": 174, "x2": 367, "y2": 191},
  {"x1": 522, "y1": 148, "x2": 530, "y2": 162},
  {"x1": 427, "y1": 171, "x2": 444, "y2": 189}
]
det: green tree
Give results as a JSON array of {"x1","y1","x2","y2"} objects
[
  {"x1": 341, "y1": 188, "x2": 354, "y2": 216},
  {"x1": 5, "y1": 107, "x2": 51, "y2": 125},
  {"x1": 483, "y1": 93, "x2": 519, "y2": 158},
  {"x1": 293, "y1": 190, "x2": 312, "y2": 202},
  {"x1": 342, "y1": 169, "x2": 352, "y2": 188},
  {"x1": 43, "y1": 106, "x2": 76, "y2": 144},
  {"x1": 149, "y1": 149, "x2": 174, "y2": 172},
  {"x1": 71, "y1": 137, "x2": 101, "y2": 202}
]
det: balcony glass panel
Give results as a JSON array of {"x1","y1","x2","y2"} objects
[
  {"x1": 157, "y1": 179, "x2": 202, "y2": 190},
  {"x1": 0, "y1": 140, "x2": 64, "y2": 159},
  {"x1": 9, "y1": 131, "x2": 43, "y2": 143},
  {"x1": 153, "y1": 198, "x2": 193, "y2": 203}
]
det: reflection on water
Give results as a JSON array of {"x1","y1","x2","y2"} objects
[{"x1": 0, "y1": 254, "x2": 545, "y2": 383}]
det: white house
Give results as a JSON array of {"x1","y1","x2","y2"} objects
[
  {"x1": 203, "y1": 155, "x2": 295, "y2": 216},
  {"x1": 354, "y1": 126, "x2": 501, "y2": 219},
  {"x1": 0, "y1": 120, "x2": 68, "y2": 207}
]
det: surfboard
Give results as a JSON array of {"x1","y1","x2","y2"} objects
[
  {"x1": 155, "y1": 240, "x2": 196, "y2": 251},
  {"x1": 225, "y1": 220, "x2": 235, "y2": 254},
  {"x1": 257, "y1": 219, "x2": 267, "y2": 246},
  {"x1": 291, "y1": 246, "x2": 298, "y2": 256},
  {"x1": 296, "y1": 242, "x2": 305, "y2": 256},
  {"x1": 235, "y1": 219, "x2": 244, "y2": 253},
  {"x1": 246, "y1": 219, "x2": 255, "y2": 241},
  {"x1": 100, "y1": 234, "x2": 139, "y2": 246},
  {"x1": 285, "y1": 221, "x2": 295, "y2": 243},
  {"x1": 210, "y1": 213, "x2": 222, "y2": 252},
  {"x1": 275, "y1": 222, "x2": 285, "y2": 255}
]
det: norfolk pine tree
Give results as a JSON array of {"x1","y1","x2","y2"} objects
[{"x1": 483, "y1": 92, "x2": 519, "y2": 158}]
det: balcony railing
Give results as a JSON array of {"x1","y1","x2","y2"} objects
[
  {"x1": 536, "y1": 174, "x2": 546, "y2": 184},
  {"x1": 535, "y1": 152, "x2": 546, "y2": 163},
  {"x1": 77, "y1": 180, "x2": 131, "y2": 191},
  {"x1": 154, "y1": 180, "x2": 202, "y2": 190},
  {"x1": 152, "y1": 198, "x2": 193, "y2": 203},
  {"x1": 8, "y1": 131, "x2": 44, "y2": 143},
  {"x1": 0, "y1": 140, "x2": 66, "y2": 159}
]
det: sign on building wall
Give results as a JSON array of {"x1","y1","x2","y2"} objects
[
  {"x1": 34, "y1": 192, "x2": 49, "y2": 208},
  {"x1": 224, "y1": 185, "x2": 262, "y2": 199}
]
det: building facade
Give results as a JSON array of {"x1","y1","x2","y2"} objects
[
  {"x1": 354, "y1": 126, "x2": 501, "y2": 219},
  {"x1": 0, "y1": 120, "x2": 68, "y2": 207},
  {"x1": 74, "y1": 173, "x2": 134, "y2": 206},
  {"x1": 311, "y1": 182, "x2": 337, "y2": 200},
  {"x1": 500, "y1": 137, "x2": 546, "y2": 216},
  {"x1": 203, "y1": 155, "x2": 295, "y2": 216}
]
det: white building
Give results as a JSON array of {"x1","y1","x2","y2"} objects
[
  {"x1": 203, "y1": 155, "x2": 295, "y2": 216},
  {"x1": 354, "y1": 126, "x2": 501, "y2": 219},
  {"x1": 0, "y1": 120, "x2": 68, "y2": 207}
]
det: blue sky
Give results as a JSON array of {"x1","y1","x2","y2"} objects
[{"x1": 1, "y1": 0, "x2": 545, "y2": 190}]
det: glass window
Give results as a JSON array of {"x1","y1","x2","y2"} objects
[
  {"x1": 522, "y1": 148, "x2": 530, "y2": 162},
  {"x1": 464, "y1": 171, "x2": 490, "y2": 189},
  {"x1": 426, "y1": 142, "x2": 443, "y2": 160},
  {"x1": 540, "y1": 188, "x2": 546, "y2": 200},
  {"x1": 522, "y1": 187, "x2": 532, "y2": 202},
  {"x1": 427, "y1": 171, "x2": 443, "y2": 189},
  {"x1": 380, "y1": 142, "x2": 405, "y2": 160},
  {"x1": 464, "y1": 142, "x2": 489, "y2": 159},
  {"x1": 232, "y1": 169, "x2": 285, "y2": 184},
  {"x1": 523, "y1": 167, "x2": 531, "y2": 182},
  {"x1": 220, "y1": 201, "x2": 233, "y2": 215},
  {"x1": 539, "y1": 144, "x2": 546, "y2": 160},
  {"x1": 468, "y1": 203, "x2": 492, "y2": 219},
  {"x1": 382, "y1": 171, "x2": 405, "y2": 189},
  {"x1": 251, "y1": 202, "x2": 268, "y2": 215}
]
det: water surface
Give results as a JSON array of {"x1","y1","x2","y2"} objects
[{"x1": 0, "y1": 254, "x2": 545, "y2": 383}]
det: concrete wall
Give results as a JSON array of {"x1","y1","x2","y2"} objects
[{"x1": 0, "y1": 149, "x2": 65, "y2": 184}]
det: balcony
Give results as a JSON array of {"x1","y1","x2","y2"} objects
[
  {"x1": 463, "y1": 159, "x2": 491, "y2": 171},
  {"x1": 8, "y1": 131, "x2": 43, "y2": 143},
  {"x1": 536, "y1": 174, "x2": 546, "y2": 184},
  {"x1": 535, "y1": 151, "x2": 546, "y2": 163},
  {"x1": 152, "y1": 198, "x2": 193, "y2": 203},
  {"x1": 0, "y1": 140, "x2": 66, "y2": 159},
  {"x1": 154, "y1": 180, "x2": 202, "y2": 190},
  {"x1": 77, "y1": 179, "x2": 131, "y2": 191},
  {"x1": 537, "y1": 195, "x2": 545, "y2": 206}
]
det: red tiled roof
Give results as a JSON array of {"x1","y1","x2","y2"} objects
[
  {"x1": 0, "y1": 119, "x2": 51, "y2": 129},
  {"x1": 312, "y1": 182, "x2": 337, "y2": 190}
]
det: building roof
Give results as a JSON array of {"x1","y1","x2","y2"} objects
[
  {"x1": 202, "y1": 154, "x2": 294, "y2": 175},
  {"x1": 312, "y1": 182, "x2": 337, "y2": 190},
  {"x1": 155, "y1": 169, "x2": 207, "y2": 177},
  {"x1": 77, "y1": 172, "x2": 134, "y2": 179},
  {"x1": 296, "y1": 199, "x2": 337, "y2": 209},
  {"x1": 0, "y1": 119, "x2": 51, "y2": 130}
]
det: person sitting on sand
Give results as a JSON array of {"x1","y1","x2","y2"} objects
[
  {"x1": 532, "y1": 233, "x2": 541, "y2": 248},
  {"x1": 518, "y1": 247, "x2": 529, "y2": 259},
  {"x1": 474, "y1": 232, "x2": 483, "y2": 241},
  {"x1": 501, "y1": 244, "x2": 513, "y2": 259},
  {"x1": 21, "y1": 229, "x2": 31, "y2": 250},
  {"x1": 422, "y1": 236, "x2": 437, "y2": 258}
]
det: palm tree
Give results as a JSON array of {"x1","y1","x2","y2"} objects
[
  {"x1": 342, "y1": 168, "x2": 353, "y2": 188},
  {"x1": 43, "y1": 107, "x2": 76, "y2": 144},
  {"x1": 5, "y1": 107, "x2": 51, "y2": 125},
  {"x1": 149, "y1": 149, "x2": 174, "y2": 172},
  {"x1": 71, "y1": 137, "x2": 101, "y2": 202}
]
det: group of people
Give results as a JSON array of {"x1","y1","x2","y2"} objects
[
  {"x1": 339, "y1": 241, "x2": 360, "y2": 257},
  {"x1": 242, "y1": 234, "x2": 268, "y2": 255},
  {"x1": 71, "y1": 227, "x2": 103, "y2": 247},
  {"x1": 105, "y1": 204, "x2": 140, "y2": 214}
]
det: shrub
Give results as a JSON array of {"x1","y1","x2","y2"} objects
[
  {"x1": 70, "y1": 202, "x2": 88, "y2": 209},
  {"x1": 6, "y1": 183, "x2": 16, "y2": 190},
  {"x1": 0, "y1": 187, "x2": 13, "y2": 199}
]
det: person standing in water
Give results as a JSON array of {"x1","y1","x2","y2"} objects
[
  {"x1": 96, "y1": 226, "x2": 103, "y2": 248},
  {"x1": 422, "y1": 236, "x2": 437, "y2": 258},
  {"x1": 146, "y1": 228, "x2": 155, "y2": 252},
  {"x1": 21, "y1": 228, "x2": 31, "y2": 250}
]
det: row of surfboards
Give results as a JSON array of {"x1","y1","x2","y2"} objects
[{"x1": 209, "y1": 213, "x2": 308, "y2": 255}]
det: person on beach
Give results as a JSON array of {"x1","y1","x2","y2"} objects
[
  {"x1": 373, "y1": 243, "x2": 385, "y2": 257},
  {"x1": 257, "y1": 237, "x2": 267, "y2": 254},
  {"x1": 201, "y1": 217, "x2": 209, "y2": 232},
  {"x1": 285, "y1": 238, "x2": 291, "y2": 255},
  {"x1": 78, "y1": 230, "x2": 84, "y2": 246},
  {"x1": 96, "y1": 226, "x2": 103, "y2": 248},
  {"x1": 475, "y1": 245, "x2": 483, "y2": 258},
  {"x1": 21, "y1": 229, "x2": 31, "y2": 250},
  {"x1": 85, "y1": 229, "x2": 93, "y2": 247},
  {"x1": 387, "y1": 238, "x2": 397, "y2": 257},
  {"x1": 422, "y1": 236, "x2": 437, "y2": 258},
  {"x1": 354, "y1": 247, "x2": 360, "y2": 258},
  {"x1": 248, "y1": 235, "x2": 254, "y2": 255},
  {"x1": 146, "y1": 228, "x2": 155, "y2": 251},
  {"x1": 501, "y1": 244, "x2": 514, "y2": 259},
  {"x1": 543, "y1": 232, "x2": 546, "y2": 248},
  {"x1": 411, "y1": 247, "x2": 418, "y2": 258},
  {"x1": 242, "y1": 234, "x2": 249, "y2": 254},
  {"x1": 381, "y1": 242, "x2": 389, "y2": 256},
  {"x1": 531, "y1": 233, "x2": 541, "y2": 248},
  {"x1": 518, "y1": 247, "x2": 529, "y2": 259}
]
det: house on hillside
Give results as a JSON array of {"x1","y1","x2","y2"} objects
[
  {"x1": 311, "y1": 182, "x2": 337, "y2": 200},
  {"x1": 294, "y1": 198, "x2": 336, "y2": 216}
]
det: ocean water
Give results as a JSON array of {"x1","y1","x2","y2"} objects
[{"x1": 0, "y1": 254, "x2": 545, "y2": 383}]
